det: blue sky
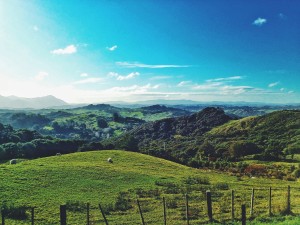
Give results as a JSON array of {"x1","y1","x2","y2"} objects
[{"x1": 0, "y1": 0, "x2": 299, "y2": 103}]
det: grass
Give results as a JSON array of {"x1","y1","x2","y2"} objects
[{"x1": 1, "y1": 150, "x2": 300, "y2": 224}]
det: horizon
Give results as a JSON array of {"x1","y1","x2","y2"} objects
[{"x1": 0, "y1": 1, "x2": 299, "y2": 104}]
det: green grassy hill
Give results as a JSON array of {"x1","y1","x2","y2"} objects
[
  {"x1": 1, "y1": 150, "x2": 300, "y2": 224},
  {"x1": 204, "y1": 110, "x2": 300, "y2": 159}
]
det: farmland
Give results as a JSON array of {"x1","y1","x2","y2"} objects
[{"x1": 1, "y1": 150, "x2": 300, "y2": 224}]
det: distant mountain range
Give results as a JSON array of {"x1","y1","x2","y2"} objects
[
  {"x1": 105, "y1": 99, "x2": 300, "y2": 107},
  {"x1": 0, "y1": 95, "x2": 68, "y2": 109}
]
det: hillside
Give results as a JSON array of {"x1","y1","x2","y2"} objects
[
  {"x1": 110, "y1": 109, "x2": 300, "y2": 165},
  {"x1": 110, "y1": 107, "x2": 233, "y2": 162},
  {"x1": 0, "y1": 95, "x2": 67, "y2": 109},
  {"x1": 0, "y1": 150, "x2": 299, "y2": 224},
  {"x1": 203, "y1": 110, "x2": 300, "y2": 160},
  {"x1": 0, "y1": 104, "x2": 191, "y2": 140}
]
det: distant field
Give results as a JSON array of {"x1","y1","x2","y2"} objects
[{"x1": 0, "y1": 150, "x2": 300, "y2": 224}]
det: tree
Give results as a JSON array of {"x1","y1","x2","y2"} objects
[
  {"x1": 199, "y1": 140, "x2": 215, "y2": 157},
  {"x1": 97, "y1": 118, "x2": 108, "y2": 129},
  {"x1": 229, "y1": 141, "x2": 260, "y2": 159},
  {"x1": 112, "y1": 112, "x2": 122, "y2": 123},
  {"x1": 284, "y1": 143, "x2": 300, "y2": 160},
  {"x1": 229, "y1": 141, "x2": 245, "y2": 159}
]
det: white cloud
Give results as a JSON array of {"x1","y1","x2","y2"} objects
[
  {"x1": 278, "y1": 13, "x2": 287, "y2": 20},
  {"x1": 207, "y1": 76, "x2": 243, "y2": 82},
  {"x1": 116, "y1": 62, "x2": 190, "y2": 68},
  {"x1": 280, "y1": 88, "x2": 285, "y2": 91},
  {"x1": 108, "y1": 72, "x2": 140, "y2": 81},
  {"x1": 252, "y1": 17, "x2": 267, "y2": 26},
  {"x1": 107, "y1": 45, "x2": 118, "y2": 51},
  {"x1": 51, "y1": 45, "x2": 77, "y2": 55},
  {"x1": 35, "y1": 71, "x2": 48, "y2": 81},
  {"x1": 80, "y1": 73, "x2": 88, "y2": 77},
  {"x1": 33, "y1": 25, "x2": 39, "y2": 31},
  {"x1": 288, "y1": 91, "x2": 294, "y2": 94},
  {"x1": 177, "y1": 81, "x2": 192, "y2": 87},
  {"x1": 73, "y1": 77, "x2": 103, "y2": 84},
  {"x1": 268, "y1": 82, "x2": 279, "y2": 87},
  {"x1": 192, "y1": 82, "x2": 223, "y2": 90}
]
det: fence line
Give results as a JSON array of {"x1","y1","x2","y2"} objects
[{"x1": 0, "y1": 186, "x2": 297, "y2": 225}]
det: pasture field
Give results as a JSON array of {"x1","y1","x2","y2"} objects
[{"x1": 0, "y1": 150, "x2": 300, "y2": 224}]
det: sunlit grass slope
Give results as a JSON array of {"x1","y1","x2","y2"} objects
[{"x1": 0, "y1": 150, "x2": 300, "y2": 224}]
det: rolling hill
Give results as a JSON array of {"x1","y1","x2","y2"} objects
[
  {"x1": 111, "y1": 108, "x2": 300, "y2": 165},
  {"x1": 0, "y1": 95, "x2": 67, "y2": 109},
  {"x1": 1, "y1": 150, "x2": 299, "y2": 224},
  {"x1": 203, "y1": 110, "x2": 300, "y2": 160}
]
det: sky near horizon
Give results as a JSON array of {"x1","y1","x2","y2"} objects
[{"x1": 0, "y1": 0, "x2": 299, "y2": 104}]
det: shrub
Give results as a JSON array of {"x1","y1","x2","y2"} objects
[
  {"x1": 292, "y1": 169, "x2": 300, "y2": 178},
  {"x1": 244, "y1": 164, "x2": 267, "y2": 176},
  {"x1": 214, "y1": 182, "x2": 229, "y2": 190},
  {"x1": 101, "y1": 203, "x2": 114, "y2": 215},
  {"x1": 184, "y1": 176, "x2": 210, "y2": 185},
  {"x1": 114, "y1": 192, "x2": 132, "y2": 211},
  {"x1": 1, "y1": 203, "x2": 27, "y2": 220},
  {"x1": 135, "y1": 188, "x2": 161, "y2": 198},
  {"x1": 66, "y1": 200, "x2": 86, "y2": 212}
]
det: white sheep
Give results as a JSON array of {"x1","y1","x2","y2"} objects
[
  {"x1": 107, "y1": 158, "x2": 113, "y2": 163},
  {"x1": 56, "y1": 153, "x2": 62, "y2": 156},
  {"x1": 10, "y1": 159, "x2": 17, "y2": 165}
]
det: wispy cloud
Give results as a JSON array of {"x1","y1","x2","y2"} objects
[
  {"x1": 288, "y1": 91, "x2": 294, "y2": 94},
  {"x1": 108, "y1": 72, "x2": 140, "y2": 81},
  {"x1": 280, "y1": 88, "x2": 285, "y2": 91},
  {"x1": 80, "y1": 73, "x2": 88, "y2": 77},
  {"x1": 192, "y1": 82, "x2": 223, "y2": 90},
  {"x1": 268, "y1": 82, "x2": 279, "y2": 87},
  {"x1": 116, "y1": 61, "x2": 190, "y2": 68},
  {"x1": 73, "y1": 77, "x2": 103, "y2": 84},
  {"x1": 149, "y1": 76, "x2": 172, "y2": 80},
  {"x1": 206, "y1": 76, "x2": 243, "y2": 82},
  {"x1": 51, "y1": 45, "x2": 77, "y2": 55},
  {"x1": 278, "y1": 13, "x2": 287, "y2": 20},
  {"x1": 252, "y1": 17, "x2": 267, "y2": 26},
  {"x1": 177, "y1": 81, "x2": 192, "y2": 87},
  {"x1": 107, "y1": 45, "x2": 118, "y2": 51},
  {"x1": 110, "y1": 83, "x2": 159, "y2": 93},
  {"x1": 35, "y1": 71, "x2": 48, "y2": 81}
]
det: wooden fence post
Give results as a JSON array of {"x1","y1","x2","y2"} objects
[
  {"x1": 99, "y1": 204, "x2": 109, "y2": 225},
  {"x1": 287, "y1": 185, "x2": 291, "y2": 214},
  {"x1": 60, "y1": 205, "x2": 67, "y2": 225},
  {"x1": 206, "y1": 190, "x2": 213, "y2": 222},
  {"x1": 86, "y1": 203, "x2": 90, "y2": 225},
  {"x1": 269, "y1": 187, "x2": 272, "y2": 216},
  {"x1": 241, "y1": 204, "x2": 246, "y2": 225},
  {"x1": 163, "y1": 197, "x2": 167, "y2": 225},
  {"x1": 31, "y1": 207, "x2": 34, "y2": 225},
  {"x1": 137, "y1": 199, "x2": 145, "y2": 225},
  {"x1": 250, "y1": 188, "x2": 254, "y2": 217},
  {"x1": 231, "y1": 190, "x2": 234, "y2": 221},
  {"x1": 1, "y1": 210, "x2": 4, "y2": 225},
  {"x1": 185, "y1": 194, "x2": 189, "y2": 225}
]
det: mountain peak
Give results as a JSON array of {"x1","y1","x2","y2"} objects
[{"x1": 0, "y1": 95, "x2": 68, "y2": 109}]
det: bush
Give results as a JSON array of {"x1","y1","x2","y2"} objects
[
  {"x1": 244, "y1": 164, "x2": 267, "y2": 176},
  {"x1": 1, "y1": 203, "x2": 27, "y2": 220},
  {"x1": 184, "y1": 176, "x2": 210, "y2": 185},
  {"x1": 135, "y1": 188, "x2": 161, "y2": 198},
  {"x1": 166, "y1": 198, "x2": 178, "y2": 209},
  {"x1": 292, "y1": 169, "x2": 300, "y2": 178},
  {"x1": 114, "y1": 192, "x2": 132, "y2": 211},
  {"x1": 214, "y1": 182, "x2": 229, "y2": 190},
  {"x1": 66, "y1": 200, "x2": 86, "y2": 212}
]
